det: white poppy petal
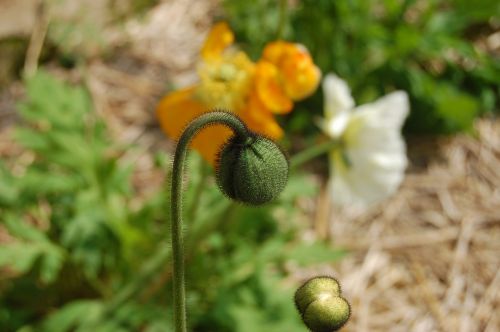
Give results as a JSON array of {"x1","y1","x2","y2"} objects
[
  {"x1": 354, "y1": 91, "x2": 409, "y2": 129},
  {"x1": 328, "y1": 89, "x2": 409, "y2": 209},
  {"x1": 323, "y1": 73, "x2": 355, "y2": 119},
  {"x1": 329, "y1": 151, "x2": 406, "y2": 207},
  {"x1": 317, "y1": 111, "x2": 350, "y2": 138}
]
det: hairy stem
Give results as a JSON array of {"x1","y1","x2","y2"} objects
[{"x1": 171, "y1": 112, "x2": 250, "y2": 332}]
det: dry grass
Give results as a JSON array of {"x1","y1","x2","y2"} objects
[{"x1": 315, "y1": 120, "x2": 500, "y2": 332}]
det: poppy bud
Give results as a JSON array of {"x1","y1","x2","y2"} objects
[
  {"x1": 295, "y1": 276, "x2": 351, "y2": 332},
  {"x1": 216, "y1": 134, "x2": 289, "y2": 205}
]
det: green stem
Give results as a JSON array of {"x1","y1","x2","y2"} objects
[
  {"x1": 289, "y1": 139, "x2": 340, "y2": 170},
  {"x1": 170, "y1": 112, "x2": 251, "y2": 332},
  {"x1": 276, "y1": 0, "x2": 288, "y2": 39}
]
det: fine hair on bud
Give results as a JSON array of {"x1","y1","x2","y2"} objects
[
  {"x1": 215, "y1": 133, "x2": 289, "y2": 205},
  {"x1": 294, "y1": 276, "x2": 351, "y2": 332}
]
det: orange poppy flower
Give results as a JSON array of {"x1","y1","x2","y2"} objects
[{"x1": 156, "y1": 22, "x2": 321, "y2": 165}]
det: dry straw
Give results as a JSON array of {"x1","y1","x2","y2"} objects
[{"x1": 314, "y1": 119, "x2": 500, "y2": 332}]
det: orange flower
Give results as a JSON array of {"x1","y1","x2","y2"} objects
[
  {"x1": 156, "y1": 22, "x2": 321, "y2": 165},
  {"x1": 261, "y1": 41, "x2": 321, "y2": 100}
]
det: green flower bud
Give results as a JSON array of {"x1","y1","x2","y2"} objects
[
  {"x1": 303, "y1": 296, "x2": 350, "y2": 332},
  {"x1": 216, "y1": 134, "x2": 289, "y2": 205},
  {"x1": 294, "y1": 276, "x2": 350, "y2": 332},
  {"x1": 294, "y1": 276, "x2": 341, "y2": 314}
]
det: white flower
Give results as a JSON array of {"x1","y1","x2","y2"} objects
[{"x1": 319, "y1": 73, "x2": 409, "y2": 209}]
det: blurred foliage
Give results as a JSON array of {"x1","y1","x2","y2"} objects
[
  {"x1": 0, "y1": 72, "x2": 341, "y2": 331},
  {"x1": 224, "y1": 0, "x2": 500, "y2": 134}
]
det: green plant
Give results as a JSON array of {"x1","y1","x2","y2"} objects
[
  {"x1": 0, "y1": 70, "x2": 144, "y2": 330},
  {"x1": 169, "y1": 111, "x2": 289, "y2": 331},
  {"x1": 0, "y1": 72, "x2": 346, "y2": 331},
  {"x1": 168, "y1": 111, "x2": 355, "y2": 332}
]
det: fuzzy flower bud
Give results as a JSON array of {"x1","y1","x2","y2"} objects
[
  {"x1": 294, "y1": 276, "x2": 351, "y2": 332},
  {"x1": 216, "y1": 134, "x2": 289, "y2": 205}
]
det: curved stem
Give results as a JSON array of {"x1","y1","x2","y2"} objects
[
  {"x1": 289, "y1": 139, "x2": 340, "y2": 170},
  {"x1": 170, "y1": 111, "x2": 250, "y2": 332}
]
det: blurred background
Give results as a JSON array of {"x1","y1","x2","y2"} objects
[{"x1": 0, "y1": 0, "x2": 499, "y2": 331}]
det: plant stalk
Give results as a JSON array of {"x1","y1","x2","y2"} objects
[
  {"x1": 289, "y1": 139, "x2": 340, "y2": 169},
  {"x1": 276, "y1": 0, "x2": 288, "y2": 39},
  {"x1": 170, "y1": 112, "x2": 250, "y2": 332}
]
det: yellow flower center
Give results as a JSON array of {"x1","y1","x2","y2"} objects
[{"x1": 196, "y1": 51, "x2": 255, "y2": 111}]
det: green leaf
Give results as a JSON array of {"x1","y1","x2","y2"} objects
[
  {"x1": 0, "y1": 163, "x2": 19, "y2": 206},
  {"x1": 41, "y1": 300, "x2": 104, "y2": 332},
  {"x1": 286, "y1": 242, "x2": 346, "y2": 266},
  {"x1": 3, "y1": 214, "x2": 46, "y2": 242},
  {"x1": 14, "y1": 127, "x2": 51, "y2": 152},
  {"x1": 18, "y1": 168, "x2": 82, "y2": 196},
  {"x1": 0, "y1": 242, "x2": 64, "y2": 283},
  {"x1": 0, "y1": 216, "x2": 65, "y2": 283},
  {"x1": 453, "y1": 0, "x2": 500, "y2": 23},
  {"x1": 0, "y1": 243, "x2": 41, "y2": 274},
  {"x1": 434, "y1": 84, "x2": 479, "y2": 132}
]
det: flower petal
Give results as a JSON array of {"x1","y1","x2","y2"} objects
[
  {"x1": 328, "y1": 90, "x2": 409, "y2": 208},
  {"x1": 323, "y1": 73, "x2": 355, "y2": 119},
  {"x1": 255, "y1": 61, "x2": 293, "y2": 114},
  {"x1": 263, "y1": 41, "x2": 320, "y2": 100},
  {"x1": 317, "y1": 111, "x2": 350, "y2": 139},
  {"x1": 156, "y1": 87, "x2": 232, "y2": 166},
  {"x1": 262, "y1": 41, "x2": 296, "y2": 64},
  {"x1": 280, "y1": 46, "x2": 321, "y2": 100},
  {"x1": 192, "y1": 124, "x2": 233, "y2": 166},
  {"x1": 354, "y1": 91, "x2": 409, "y2": 129},
  {"x1": 201, "y1": 22, "x2": 234, "y2": 60},
  {"x1": 239, "y1": 92, "x2": 284, "y2": 139}
]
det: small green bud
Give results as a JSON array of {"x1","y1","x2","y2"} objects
[
  {"x1": 303, "y1": 296, "x2": 350, "y2": 332},
  {"x1": 216, "y1": 134, "x2": 289, "y2": 205},
  {"x1": 294, "y1": 276, "x2": 341, "y2": 314},
  {"x1": 294, "y1": 276, "x2": 350, "y2": 332}
]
